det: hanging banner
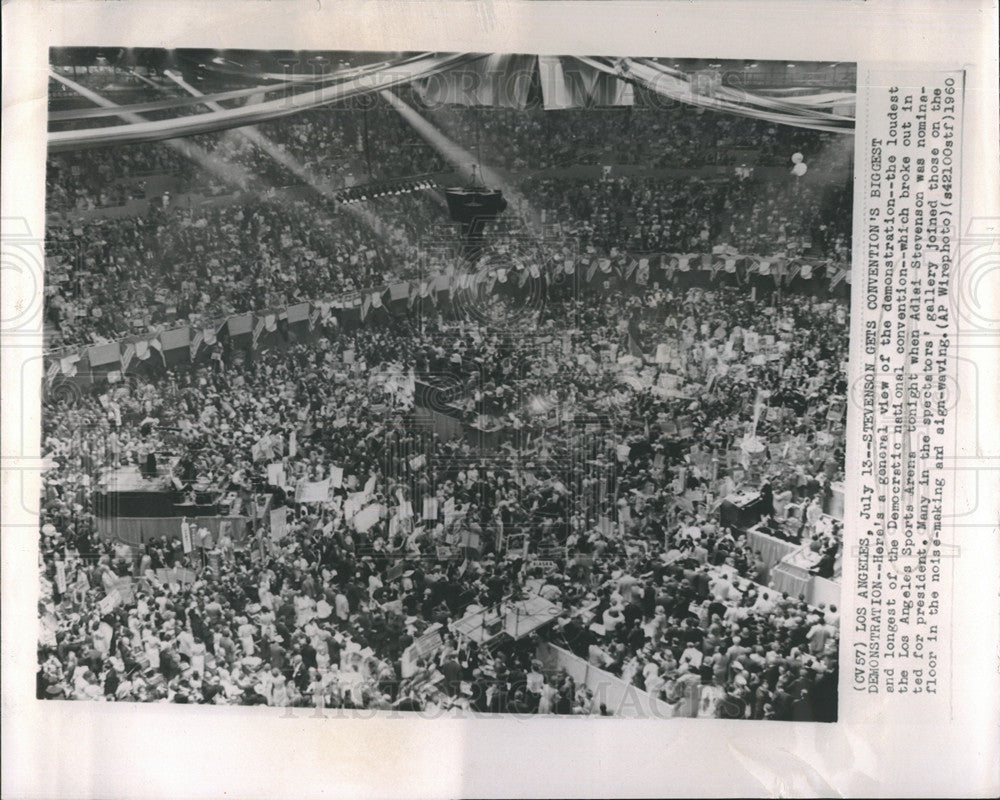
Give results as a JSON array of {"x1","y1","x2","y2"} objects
[
  {"x1": 269, "y1": 507, "x2": 288, "y2": 540},
  {"x1": 413, "y1": 54, "x2": 536, "y2": 108},
  {"x1": 538, "y1": 55, "x2": 635, "y2": 109},
  {"x1": 48, "y1": 246, "x2": 846, "y2": 369},
  {"x1": 227, "y1": 313, "x2": 253, "y2": 338}
]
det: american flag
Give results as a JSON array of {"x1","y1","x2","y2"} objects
[
  {"x1": 189, "y1": 329, "x2": 204, "y2": 359},
  {"x1": 120, "y1": 342, "x2": 136, "y2": 373}
]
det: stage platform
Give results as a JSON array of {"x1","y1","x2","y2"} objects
[
  {"x1": 98, "y1": 464, "x2": 173, "y2": 493},
  {"x1": 451, "y1": 594, "x2": 563, "y2": 646}
]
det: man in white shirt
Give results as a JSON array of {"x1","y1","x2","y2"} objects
[
  {"x1": 643, "y1": 660, "x2": 665, "y2": 696},
  {"x1": 711, "y1": 572, "x2": 737, "y2": 604},
  {"x1": 679, "y1": 643, "x2": 704, "y2": 672},
  {"x1": 806, "y1": 616, "x2": 836, "y2": 656},
  {"x1": 680, "y1": 515, "x2": 702, "y2": 543},
  {"x1": 806, "y1": 495, "x2": 823, "y2": 530},
  {"x1": 752, "y1": 591, "x2": 777, "y2": 615}
]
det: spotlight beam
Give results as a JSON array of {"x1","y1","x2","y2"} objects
[
  {"x1": 163, "y1": 70, "x2": 394, "y2": 242},
  {"x1": 49, "y1": 70, "x2": 256, "y2": 191},
  {"x1": 379, "y1": 89, "x2": 540, "y2": 232}
]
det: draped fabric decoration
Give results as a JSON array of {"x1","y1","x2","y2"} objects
[
  {"x1": 49, "y1": 72, "x2": 258, "y2": 191},
  {"x1": 48, "y1": 53, "x2": 483, "y2": 152},
  {"x1": 574, "y1": 56, "x2": 855, "y2": 133},
  {"x1": 49, "y1": 54, "x2": 855, "y2": 152},
  {"x1": 752, "y1": 86, "x2": 857, "y2": 108},
  {"x1": 209, "y1": 58, "x2": 414, "y2": 85},
  {"x1": 120, "y1": 342, "x2": 136, "y2": 373},
  {"x1": 87, "y1": 342, "x2": 120, "y2": 368},
  {"x1": 189, "y1": 330, "x2": 204, "y2": 360},
  {"x1": 48, "y1": 80, "x2": 306, "y2": 122},
  {"x1": 537, "y1": 56, "x2": 634, "y2": 109},
  {"x1": 412, "y1": 54, "x2": 538, "y2": 109}
]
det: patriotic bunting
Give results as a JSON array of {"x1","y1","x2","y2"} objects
[{"x1": 43, "y1": 246, "x2": 847, "y2": 381}]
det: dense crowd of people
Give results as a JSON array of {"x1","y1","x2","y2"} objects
[
  {"x1": 428, "y1": 91, "x2": 847, "y2": 171},
  {"x1": 46, "y1": 80, "x2": 852, "y2": 214},
  {"x1": 38, "y1": 279, "x2": 844, "y2": 719},
  {"x1": 43, "y1": 194, "x2": 447, "y2": 347},
  {"x1": 44, "y1": 73, "x2": 853, "y2": 354},
  {"x1": 44, "y1": 167, "x2": 849, "y2": 349},
  {"x1": 529, "y1": 173, "x2": 852, "y2": 259}
]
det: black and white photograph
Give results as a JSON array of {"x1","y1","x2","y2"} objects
[{"x1": 35, "y1": 49, "x2": 855, "y2": 721}]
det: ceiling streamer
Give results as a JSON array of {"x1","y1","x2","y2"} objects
[
  {"x1": 49, "y1": 54, "x2": 437, "y2": 122},
  {"x1": 47, "y1": 53, "x2": 485, "y2": 152},
  {"x1": 48, "y1": 53, "x2": 856, "y2": 152},
  {"x1": 574, "y1": 56, "x2": 855, "y2": 133},
  {"x1": 49, "y1": 80, "x2": 304, "y2": 122}
]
